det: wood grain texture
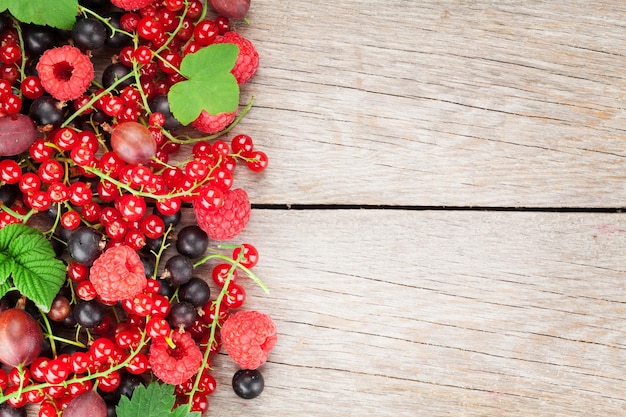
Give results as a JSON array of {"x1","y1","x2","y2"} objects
[
  {"x1": 217, "y1": 0, "x2": 626, "y2": 207},
  {"x1": 171, "y1": 209, "x2": 626, "y2": 417}
]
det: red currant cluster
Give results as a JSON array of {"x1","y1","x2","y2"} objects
[{"x1": 0, "y1": 0, "x2": 274, "y2": 415}]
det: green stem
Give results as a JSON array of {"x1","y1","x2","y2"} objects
[
  {"x1": 167, "y1": 96, "x2": 255, "y2": 144},
  {"x1": 194, "y1": 249, "x2": 269, "y2": 294},
  {"x1": 61, "y1": 71, "x2": 135, "y2": 127},
  {"x1": 77, "y1": 5, "x2": 134, "y2": 39},
  {"x1": 39, "y1": 313, "x2": 57, "y2": 358},
  {"x1": 0, "y1": 331, "x2": 151, "y2": 404}
]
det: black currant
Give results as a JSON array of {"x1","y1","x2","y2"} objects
[
  {"x1": 179, "y1": 277, "x2": 210, "y2": 307},
  {"x1": 139, "y1": 252, "x2": 156, "y2": 278},
  {"x1": 116, "y1": 372, "x2": 144, "y2": 398},
  {"x1": 163, "y1": 255, "x2": 194, "y2": 286},
  {"x1": 149, "y1": 95, "x2": 182, "y2": 130},
  {"x1": 176, "y1": 225, "x2": 209, "y2": 258},
  {"x1": 154, "y1": 207, "x2": 181, "y2": 229},
  {"x1": 102, "y1": 62, "x2": 133, "y2": 89},
  {"x1": 104, "y1": 12, "x2": 132, "y2": 49},
  {"x1": 73, "y1": 300, "x2": 105, "y2": 328},
  {"x1": 79, "y1": 0, "x2": 109, "y2": 9},
  {"x1": 29, "y1": 95, "x2": 64, "y2": 128},
  {"x1": 67, "y1": 226, "x2": 104, "y2": 266},
  {"x1": 0, "y1": 14, "x2": 7, "y2": 34},
  {"x1": 232, "y1": 369, "x2": 265, "y2": 399},
  {"x1": 23, "y1": 24, "x2": 58, "y2": 56},
  {"x1": 168, "y1": 301, "x2": 197, "y2": 329},
  {"x1": 72, "y1": 17, "x2": 107, "y2": 50},
  {"x1": 0, "y1": 183, "x2": 18, "y2": 206},
  {"x1": 157, "y1": 277, "x2": 175, "y2": 298}
]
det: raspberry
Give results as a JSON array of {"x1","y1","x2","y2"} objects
[
  {"x1": 221, "y1": 310, "x2": 277, "y2": 370},
  {"x1": 110, "y1": 0, "x2": 155, "y2": 10},
  {"x1": 89, "y1": 245, "x2": 147, "y2": 303},
  {"x1": 36, "y1": 45, "x2": 94, "y2": 101},
  {"x1": 191, "y1": 109, "x2": 236, "y2": 134},
  {"x1": 214, "y1": 32, "x2": 259, "y2": 85},
  {"x1": 148, "y1": 331, "x2": 203, "y2": 385},
  {"x1": 194, "y1": 188, "x2": 251, "y2": 240}
]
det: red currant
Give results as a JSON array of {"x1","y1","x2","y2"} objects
[
  {"x1": 38, "y1": 159, "x2": 64, "y2": 183},
  {"x1": 0, "y1": 159, "x2": 21, "y2": 184},
  {"x1": 233, "y1": 243, "x2": 259, "y2": 268},
  {"x1": 61, "y1": 210, "x2": 82, "y2": 230},
  {"x1": 212, "y1": 263, "x2": 237, "y2": 287},
  {"x1": 247, "y1": 150, "x2": 269, "y2": 172},
  {"x1": 68, "y1": 181, "x2": 93, "y2": 206}
]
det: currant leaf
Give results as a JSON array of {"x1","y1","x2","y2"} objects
[
  {"x1": 168, "y1": 43, "x2": 240, "y2": 125},
  {"x1": 0, "y1": 0, "x2": 78, "y2": 29},
  {"x1": 0, "y1": 224, "x2": 66, "y2": 312},
  {"x1": 116, "y1": 382, "x2": 200, "y2": 417}
]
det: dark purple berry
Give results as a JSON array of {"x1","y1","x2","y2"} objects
[
  {"x1": 179, "y1": 277, "x2": 210, "y2": 307},
  {"x1": 232, "y1": 369, "x2": 264, "y2": 399},
  {"x1": 176, "y1": 225, "x2": 208, "y2": 258}
]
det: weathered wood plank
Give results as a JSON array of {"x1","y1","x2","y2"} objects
[
  {"x1": 175, "y1": 209, "x2": 626, "y2": 416},
  {"x1": 213, "y1": 1, "x2": 626, "y2": 207}
]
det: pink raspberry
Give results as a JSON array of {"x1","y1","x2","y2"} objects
[
  {"x1": 89, "y1": 245, "x2": 147, "y2": 304},
  {"x1": 36, "y1": 45, "x2": 94, "y2": 101},
  {"x1": 221, "y1": 310, "x2": 277, "y2": 370},
  {"x1": 214, "y1": 32, "x2": 259, "y2": 84},
  {"x1": 148, "y1": 331, "x2": 203, "y2": 385},
  {"x1": 191, "y1": 109, "x2": 237, "y2": 134},
  {"x1": 110, "y1": 0, "x2": 155, "y2": 10},
  {"x1": 194, "y1": 188, "x2": 251, "y2": 240}
]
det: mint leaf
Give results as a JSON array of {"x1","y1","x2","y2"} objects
[
  {"x1": 0, "y1": 224, "x2": 66, "y2": 312},
  {"x1": 117, "y1": 382, "x2": 200, "y2": 417},
  {"x1": 168, "y1": 43, "x2": 240, "y2": 125},
  {"x1": 0, "y1": 0, "x2": 78, "y2": 29}
]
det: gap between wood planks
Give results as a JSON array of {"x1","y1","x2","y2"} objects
[{"x1": 251, "y1": 204, "x2": 624, "y2": 213}]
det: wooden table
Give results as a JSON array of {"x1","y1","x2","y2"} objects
[{"x1": 196, "y1": 1, "x2": 626, "y2": 416}]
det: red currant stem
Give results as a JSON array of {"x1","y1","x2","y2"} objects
[
  {"x1": 131, "y1": 59, "x2": 152, "y2": 116},
  {"x1": 81, "y1": 165, "x2": 198, "y2": 200},
  {"x1": 62, "y1": 71, "x2": 135, "y2": 127},
  {"x1": 196, "y1": 0, "x2": 208, "y2": 22},
  {"x1": 155, "y1": 0, "x2": 192, "y2": 55},
  {"x1": 167, "y1": 96, "x2": 255, "y2": 144},
  {"x1": 0, "y1": 204, "x2": 35, "y2": 223},
  {"x1": 187, "y1": 266, "x2": 234, "y2": 408},
  {"x1": 77, "y1": 5, "x2": 135, "y2": 39},
  {"x1": 164, "y1": 335, "x2": 177, "y2": 350},
  {"x1": 150, "y1": 224, "x2": 174, "y2": 279},
  {"x1": 11, "y1": 18, "x2": 27, "y2": 82},
  {"x1": 152, "y1": 52, "x2": 185, "y2": 77},
  {"x1": 39, "y1": 311, "x2": 58, "y2": 357},
  {"x1": 0, "y1": 331, "x2": 152, "y2": 404},
  {"x1": 194, "y1": 250, "x2": 269, "y2": 293}
]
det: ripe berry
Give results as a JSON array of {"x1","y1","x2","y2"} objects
[
  {"x1": 232, "y1": 369, "x2": 264, "y2": 399},
  {"x1": 176, "y1": 225, "x2": 209, "y2": 258},
  {"x1": 168, "y1": 301, "x2": 197, "y2": 329},
  {"x1": 179, "y1": 277, "x2": 210, "y2": 307},
  {"x1": 72, "y1": 18, "x2": 107, "y2": 50},
  {"x1": 67, "y1": 226, "x2": 104, "y2": 266},
  {"x1": 73, "y1": 300, "x2": 105, "y2": 328},
  {"x1": 163, "y1": 254, "x2": 194, "y2": 285}
]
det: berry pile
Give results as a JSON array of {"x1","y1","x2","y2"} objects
[{"x1": 0, "y1": 0, "x2": 276, "y2": 415}]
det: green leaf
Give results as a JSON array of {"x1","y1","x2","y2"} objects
[
  {"x1": 116, "y1": 382, "x2": 200, "y2": 417},
  {"x1": 0, "y1": 224, "x2": 66, "y2": 312},
  {"x1": 0, "y1": 0, "x2": 78, "y2": 29},
  {"x1": 0, "y1": 279, "x2": 12, "y2": 299},
  {"x1": 168, "y1": 43, "x2": 240, "y2": 125}
]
